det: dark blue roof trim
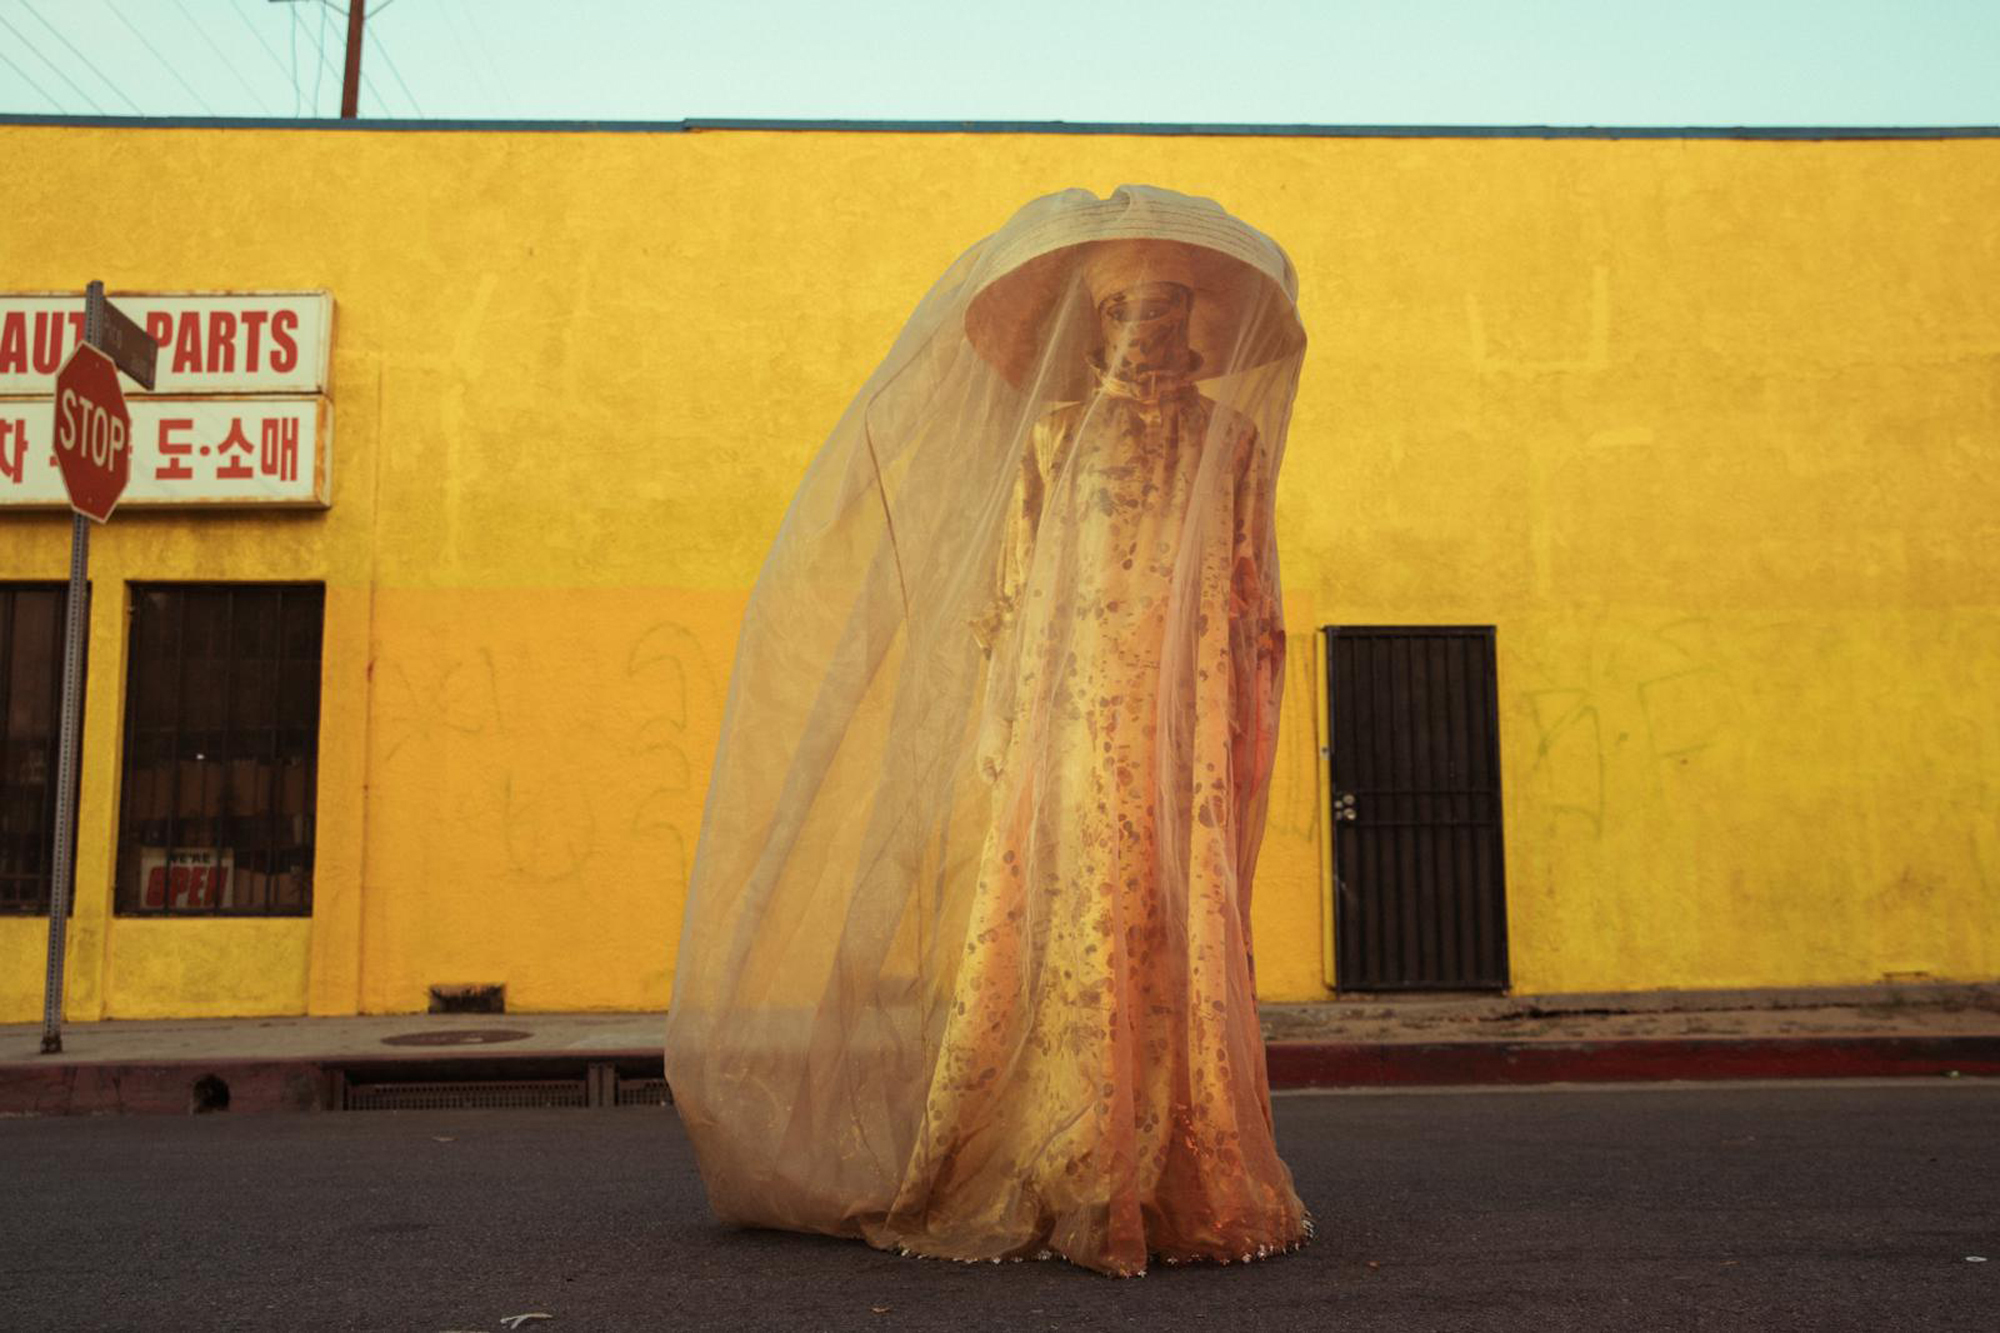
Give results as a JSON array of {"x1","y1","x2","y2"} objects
[{"x1": 0, "y1": 114, "x2": 1996, "y2": 139}]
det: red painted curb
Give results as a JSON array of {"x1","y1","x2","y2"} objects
[
  {"x1": 4, "y1": 1036, "x2": 1995, "y2": 1116},
  {"x1": 0, "y1": 1059, "x2": 333, "y2": 1116},
  {"x1": 1263, "y1": 1036, "x2": 2000, "y2": 1087}
]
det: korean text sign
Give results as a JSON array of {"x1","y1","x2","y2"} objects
[{"x1": 0, "y1": 292, "x2": 332, "y2": 510}]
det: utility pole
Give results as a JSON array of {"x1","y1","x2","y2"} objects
[{"x1": 340, "y1": 0, "x2": 366, "y2": 119}]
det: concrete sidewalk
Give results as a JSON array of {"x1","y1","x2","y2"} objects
[{"x1": 4, "y1": 983, "x2": 1996, "y2": 1116}]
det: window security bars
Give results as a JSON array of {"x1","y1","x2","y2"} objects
[
  {"x1": 115, "y1": 584, "x2": 324, "y2": 916},
  {"x1": 0, "y1": 583, "x2": 82, "y2": 915}
]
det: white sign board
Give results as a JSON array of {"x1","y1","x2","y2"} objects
[
  {"x1": 138, "y1": 848, "x2": 237, "y2": 911},
  {"x1": 0, "y1": 397, "x2": 330, "y2": 508},
  {"x1": 0, "y1": 292, "x2": 332, "y2": 396}
]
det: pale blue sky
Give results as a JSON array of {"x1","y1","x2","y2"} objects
[{"x1": 0, "y1": 0, "x2": 1995, "y2": 126}]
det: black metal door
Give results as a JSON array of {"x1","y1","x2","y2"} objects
[{"x1": 1324, "y1": 626, "x2": 1508, "y2": 991}]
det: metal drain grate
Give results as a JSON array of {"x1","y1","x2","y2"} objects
[
  {"x1": 342, "y1": 1079, "x2": 587, "y2": 1111},
  {"x1": 335, "y1": 1063, "x2": 669, "y2": 1111},
  {"x1": 615, "y1": 1077, "x2": 671, "y2": 1107}
]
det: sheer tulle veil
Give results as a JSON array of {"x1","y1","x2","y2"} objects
[{"x1": 664, "y1": 184, "x2": 1308, "y2": 1267}]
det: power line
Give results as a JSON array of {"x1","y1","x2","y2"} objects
[
  {"x1": 438, "y1": 0, "x2": 502, "y2": 113},
  {"x1": 21, "y1": 0, "x2": 143, "y2": 114},
  {"x1": 354, "y1": 61, "x2": 389, "y2": 119},
  {"x1": 312, "y1": 0, "x2": 381, "y2": 119},
  {"x1": 356, "y1": 58, "x2": 390, "y2": 116},
  {"x1": 0, "y1": 9, "x2": 105, "y2": 113},
  {"x1": 294, "y1": 7, "x2": 362, "y2": 115},
  {"x1": 0, "y1": 41, "x2": 66, "y2": 113},
  {"x1": 262, "y1": 4, "x2": 390, "y2": 126},
  {"x1": 229, "y1": 0, "x2": 296, "y2": 87},
  {"x1": 296, "y1": 6, "x2": 392, "y2": 119},
  {"x1": 317, "y1": 1, "x2": 407, "y2": 21},
  {"x1": 310, "y1": 0, "x2": 329, "y2": 115},
  {"x1": 107, "y1": 3, "x2": 220, "y2": 115},
  {"x1": 169, "y1": 0, "x2": 275, "y2": 114},
  {"x1": 365, "y1": 19, "x2": 422, "y2": 117},
  {"x1": 456, "y1": 0, "x2": 516, "y2": 117}
]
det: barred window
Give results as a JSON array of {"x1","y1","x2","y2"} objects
[
  {"x1": 0, "y1": 583, "x2": 83, "y2": 915},
  {"x1": 116, "y1": 584, "x2": 323, "y2": 916}
]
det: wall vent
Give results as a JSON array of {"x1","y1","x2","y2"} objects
[{"x1": 428, "y1": 982, "x2": 506, "y2": 1014}]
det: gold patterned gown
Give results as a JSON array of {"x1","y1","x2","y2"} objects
[{"x1": 870, "y1": 360, "x2": 1309, "y2": 1275}]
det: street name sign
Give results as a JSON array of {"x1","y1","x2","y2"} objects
[{"x1": 97, "y1": 294, "x2": 158, "y2": 390}]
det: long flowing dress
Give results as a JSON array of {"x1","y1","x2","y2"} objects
[{"x1": 882, "y1": 368, "x2": 1308, "y2": 1273}]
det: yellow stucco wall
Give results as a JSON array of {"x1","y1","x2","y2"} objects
[{"x1": 1, "y1": 125, "x2": 1995, "y2": 1019}]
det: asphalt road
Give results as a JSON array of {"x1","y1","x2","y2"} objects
[{"x1": 2, "y1": 1080, "x2": 1994, "y2": 1332}]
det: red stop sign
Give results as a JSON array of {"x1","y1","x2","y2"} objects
[{"x1": 53, "y1": 343, "x2": 131, "y2": 523}]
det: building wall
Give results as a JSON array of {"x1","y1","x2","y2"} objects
[{"x1": 1, "y1": 124, "x2": 1995, "y2": 1019}]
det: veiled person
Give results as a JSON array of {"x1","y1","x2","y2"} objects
[{"x1": 665, "y1": 185, "x2": 1311, "y2": 1276}]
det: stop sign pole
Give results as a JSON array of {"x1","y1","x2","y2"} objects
[{"x1": 41, "y1": 280, "x2": 145, "y2": 1055}]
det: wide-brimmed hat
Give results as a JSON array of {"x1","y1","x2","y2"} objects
[{"x1": 964, "y1": 185, "x2": 1305, "y2": 395}]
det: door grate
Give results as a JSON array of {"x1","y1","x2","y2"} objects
[{"x1": 1325, "y1": 625, "x2": 1510, "y2": 992}]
